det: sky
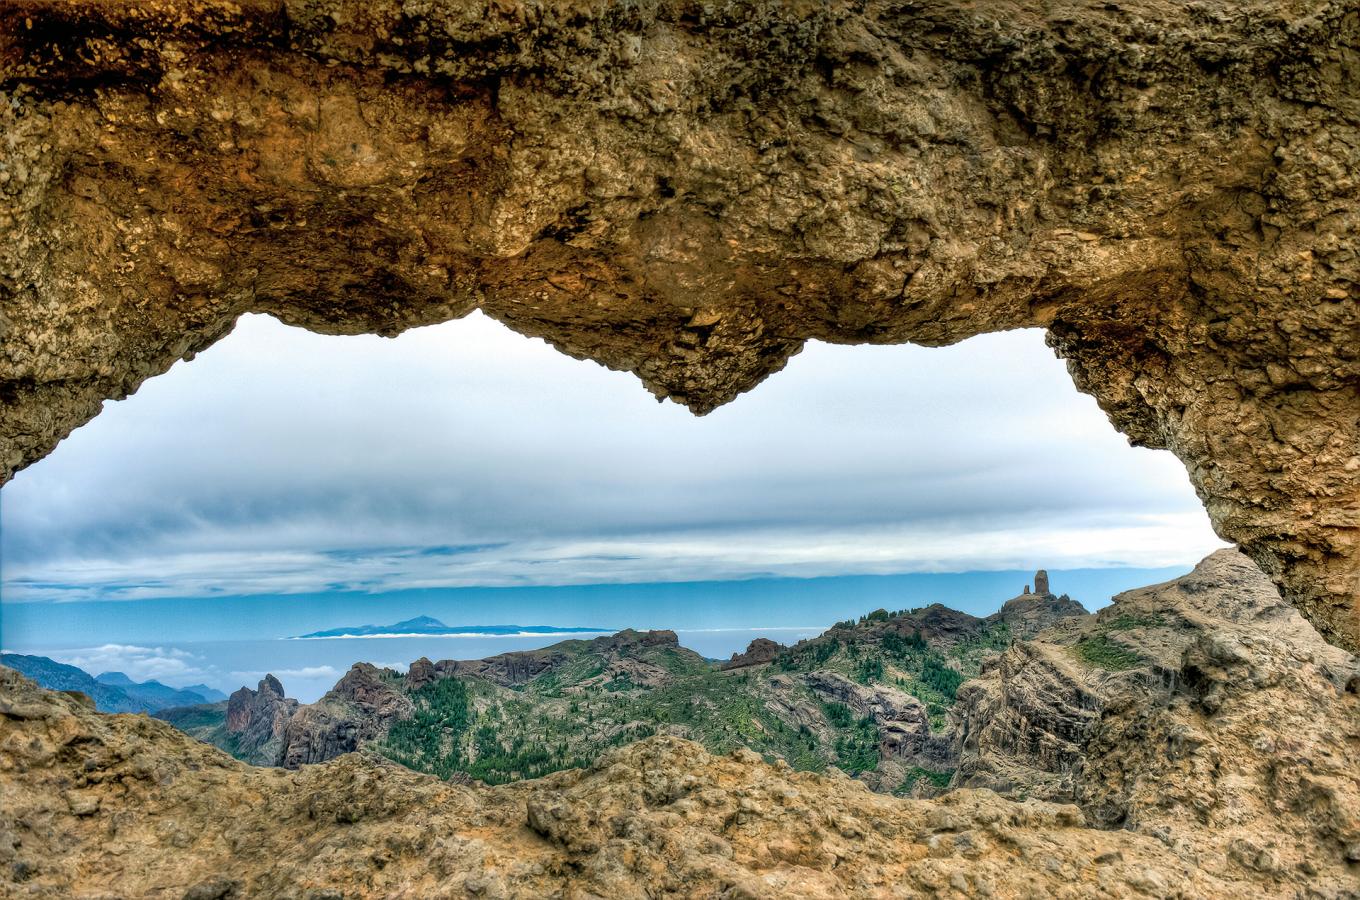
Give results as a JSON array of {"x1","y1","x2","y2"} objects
[{"x1": 0, "y1": 311, "x2": 1226, "y2": 610}]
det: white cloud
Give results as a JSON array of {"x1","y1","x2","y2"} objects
[
  {"x1": 0, "y1": 513, "x2": 1224, "y2": 603},
  {"x1": 230, "y1": 665, "x2": 340, "y2": 681},
  {"x1": 0, "y1": 313, "x2": 1226, "y2": 602},
  {"x1": 48, "y1": 644, "x2": 206, "y2": 684}
]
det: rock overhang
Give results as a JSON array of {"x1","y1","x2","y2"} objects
[{"x1": 1, "y1": 0, "x2": 1356, "y2": 647}]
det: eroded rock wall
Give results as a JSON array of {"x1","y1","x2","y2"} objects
[
  {"x1": 950, "y1": 550, "x2": 1360, "y2": 894},
  {"x1": 1, "y1": 0, "x2": 1357, "y2": 645}
]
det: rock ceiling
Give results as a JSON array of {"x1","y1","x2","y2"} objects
[{"x1": 0, "y1": 0, "x2": 1356, "y2": 647}]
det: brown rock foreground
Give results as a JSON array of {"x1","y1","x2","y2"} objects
[
  {"x1": 3, "y1": 551, "x2": 1359, "y2": 899},
  {"x1": 0, "y1": 670, "x2": 1268, "y2": 899}
]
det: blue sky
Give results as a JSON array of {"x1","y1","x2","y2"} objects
[{"x1": 0, "y1": 311, "x2": 1224, "y2": 611}]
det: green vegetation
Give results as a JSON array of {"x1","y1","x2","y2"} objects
[
  {"x1": 920, "y1": 656, "x2": 964, "y2": 699},
  {"x1": 822, "y1": 700, "x2": 856, "y2": 728},
  {"x1": 1104, "y1": 613, "x2": 1166, "y2": 631},
  {"x1": 895, "y1": 766, "x2": 955, "y2": 794},
  {"x1": 834, "y1": 714, "x2": 880, "y2": 774},
  {"x1": 1074, "y1": 634, "x2": 1143, "y2": 671},
  {"x1": 379, "y1": 678, "x2": 472, "y2": 778},
  {"x1": 184, "y1": 602, "x2": 1038, "y2": 791}
]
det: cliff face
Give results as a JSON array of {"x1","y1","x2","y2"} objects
[
  {"x1": 950, "y1": 550, "x2": 1360, "y2": 895},
  {"x1": 0, "y1": 0, "x2": 1357, "y2": 648},
  {"x1": 224, "y1": 674, "x2": 298, "y2": 765}
]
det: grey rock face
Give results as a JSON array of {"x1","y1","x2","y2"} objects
[{"x1": 224, "y1": 676, "x2": 299, "y2": 766}]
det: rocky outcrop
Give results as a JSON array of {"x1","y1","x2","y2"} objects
[
  {"x1": 951, "y1": 642, "x2": 1104, "y2": 801},
  {"x1": 438, "y1": 628, "x2": 691, "y2": 687},
  {"x1": 805, "y1": 670, "x2": 926, "y2": 729},
  {"x1": 0, "y1": 666, "x2": 1293, "y2": 898},
  {"x1": 804, "y1": 670, "x2": 952, "y2": 775},
  {"x1": 327, "y1": 663, "x2": 412, "y2": 719},
  {"x1": 721, "y1": 637, "x2": 786, "y2": 670},
  {"x1": 989, "y1": 582, "x2": 1089, "y2": 638},
  {"x1": 893, "y1": 604, "x2": 988, "y2": 647},
  {"x1": 278, "y1": 664, "x2": 412, "y2": 768},
  {"x1": 223, "y1": 674, "x2": 298, "y2": 766},
  {"x1": 405, "y1": 656, "x2": 437, "y2": 690},
  {"x1": 221, "y1": 665, "x2": 411, "y2": 768},
  {"x1": 1, "y1": 0, "x2": 1357, "y2": 648},
  {"x1": 950, "y1": 549, "x2": 1360, "y2": 895}
]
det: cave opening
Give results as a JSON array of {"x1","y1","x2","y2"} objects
[{"x1": 1, "y1": 310, "x2": 1223, "y2": 704}]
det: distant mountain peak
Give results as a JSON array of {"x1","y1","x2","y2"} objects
[
  {"x1": 95, "y1": 671, "x2": 136, "y2": 686},
  {"x1": 391, "y1": 615, "x2": 447, "y2": 629}
]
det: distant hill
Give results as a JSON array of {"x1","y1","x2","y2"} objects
[
  {"x1": 95, "y1": 671, "x2": 215, "y2": 709},
  {"x1": 183, "y1": 683, "x2": 229, "y2": 702},
  {"x1": 0, "y1": 654, "x2": 213, "y2": 713},
  {"x1": 292, "y1": 615, "x2": 612, "y2": 639}
]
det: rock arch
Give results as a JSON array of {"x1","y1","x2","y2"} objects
[{"x1": 1, "y1": 0, "x2": 1356, "y2": 648}]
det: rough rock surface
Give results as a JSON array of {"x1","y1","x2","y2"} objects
[
  {"x1": 224, "y1": 674, "x2": 298, "y2": 765},
  {"x1": 721, "y1": 637, "x2": 786, "y2": 670},
  {"x1": 222, "y1": 664, "x2": 412, "y2": 767},
  {"x1": 989, "y1": 584, "x2": 1089, "y2": 637},
  {"x1": 439, "y1": 628, "x2": 691, "y2": 688},
  {"x1": 803, "y1": 669, "x2": 954, "y2": 778},
  {"x1": 951, "y1": 549, "x2": 1360, "y2": 896},
  {"x1": 0, "y1": 665, "x2": 1307, "y2": 899},
  {"x1": 280, "y1": 663, "x2": 413, "y2": 768},
  {"x1": 0, "y1": 0, "x2": 1357, "y2": 648}
]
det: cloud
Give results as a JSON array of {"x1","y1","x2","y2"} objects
[
  {"x1": 0, "y1": 513, "x2": 1223, "y2": 603},
  {"x1": 230, "y1": 665, "x2": 341, "y2": 681},
  {"x1": 0, "y1": 313, "x2": 1226, "y2": 603},
  {"x1": 47, "y1": 644, "x2": 206, "y2": 684}
]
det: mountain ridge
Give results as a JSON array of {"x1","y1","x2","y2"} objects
[
  {"x1": 0, "y1": 654, "x2": 212, "y2": 713},
  {"x1": 161, "y1": 574, "x2": 1085, "y2": 790},
  {"x1": 2, "y1": 551, "x2": 1355, "y2": 898}
]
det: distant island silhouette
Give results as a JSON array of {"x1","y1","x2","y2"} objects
[{"x1": 289, "y1": 616, "x2": 613, "y2": 640}]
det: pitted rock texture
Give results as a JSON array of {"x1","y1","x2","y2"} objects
[
  {"x1": 1, "y1": 0, "x2": 1358, "y2": 647},
  {"x1": 721, "y1": 637, "x2": 786, "y2": 670},
  {"x1": 950, "y1": 549, "x2": 1360, "y2": 896},
  {"x1": 0, "y1": 665, "x2": 1322, "y2": 899}
]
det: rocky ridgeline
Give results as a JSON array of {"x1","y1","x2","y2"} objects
[
  {"x1": 162, "y1": 587, "x2": 1060, "y2": 786},
  {"x1": 199, "y1": 629, "x2": 700, "y2": 770}
]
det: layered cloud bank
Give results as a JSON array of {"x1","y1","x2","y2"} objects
[{"x1": 1, "y1": 314, "x2": 1224, "y2": 603}]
